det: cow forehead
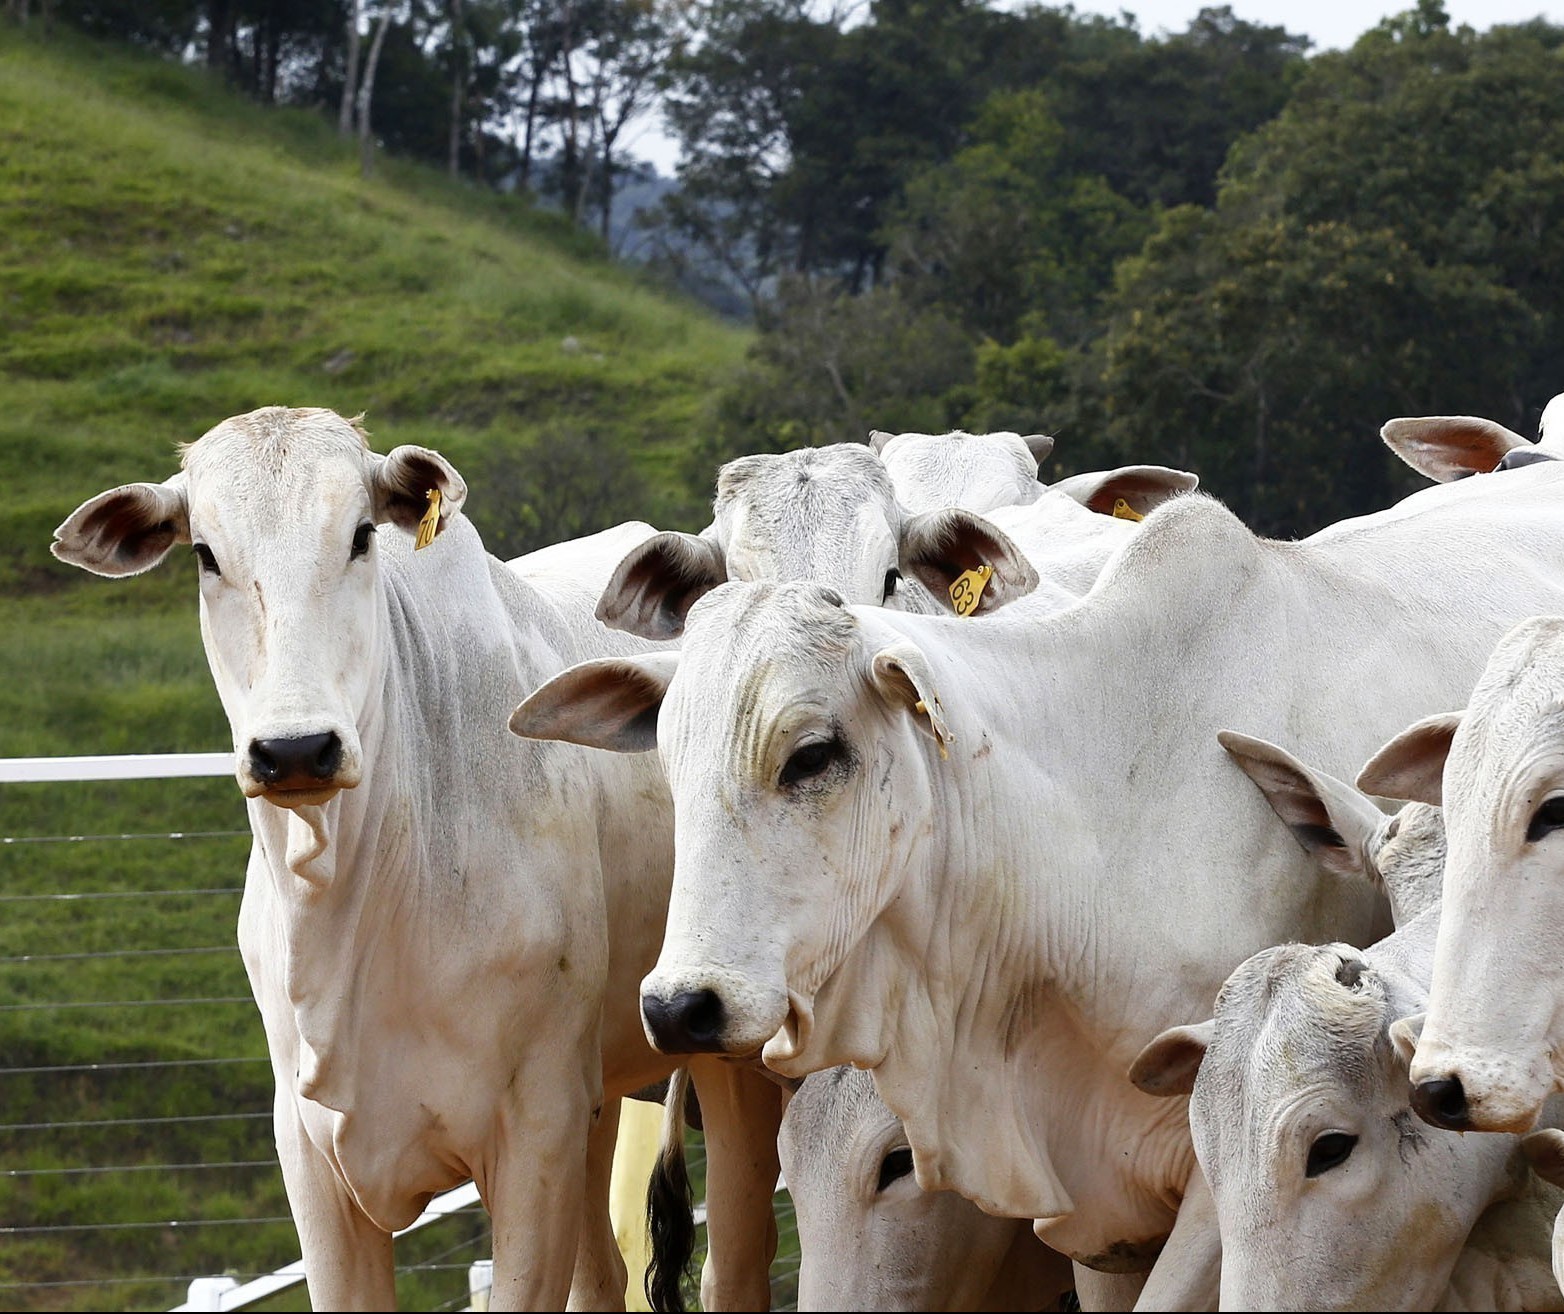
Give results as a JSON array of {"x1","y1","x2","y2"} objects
[
  {"x1": 1204, "y1": 944, "x2": 1391, "y2": 1120},
  {"x1": 785, "y1": 1066, "x2": 896, "y2": 1162},
  {"x1": 181, "y1": 406, "x2": 372, "y2": 519},
  {"x1": 670, "y1": 582, "x2": 866, "y2": 756},
  {"x1": 1451, "y1": 619, "x2": 1564, "y2": 803},
  {"x1": 882, "y1": 431, "x2": 1038, "y2": 513},
  {"x1": 717, "y1": 446, "x2": 898, "y2": 522}
]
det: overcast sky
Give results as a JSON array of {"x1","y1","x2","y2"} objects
[{"x1": 626, "y1": 0, "x2": 1563, "y2": 173}]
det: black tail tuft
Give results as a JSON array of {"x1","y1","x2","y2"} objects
[{"x1": 645, "y1": 1066, "x2": 696, "y2": 1314}]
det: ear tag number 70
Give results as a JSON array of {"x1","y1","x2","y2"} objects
[{"x1": 948, "y1": 564, "x2": 993, "y2": 617}]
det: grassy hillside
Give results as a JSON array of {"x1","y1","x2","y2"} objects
[
  {"x1": 0, "y1": 24, "x2": 751, "y2": 1310},
  {"x1": 0, "y1": 23, "x2": 747, "y2": 755}
]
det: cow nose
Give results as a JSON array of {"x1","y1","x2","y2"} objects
[
  {"x1": 1411, "y1": 1076, "x2": 1471, "y2": 1130},
  {"x1": 641, "y1": 988, "x2": 727, "y2": 1054},
  {"x1": 249, "y1": 733, "x2": 343, "y2": 786}
]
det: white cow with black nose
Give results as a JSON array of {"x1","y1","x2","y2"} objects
[
  {"x1": 1133, "y1": 733, "x2": 1564, "y2": 1311},
  {"x1": 50, "y1": 407, "x2": 783, "y2": 1311},
  {"x1": 1360, "y1": 616, "x2": 1564, "y2": 1143}
]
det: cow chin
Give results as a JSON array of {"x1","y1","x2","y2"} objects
[{"x1": 255, "y1": 780, "x2": 354, "y2": 809}]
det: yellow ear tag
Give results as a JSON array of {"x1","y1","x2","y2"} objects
[
  {"x1": 912, "y1": 698, "x2": 953, "y2": 761},
  {"x1": 1112, "y1": 497, "x2": 1144, "y2": 522},
  {"x1": 948, "y1": 564, "x2": 993, "y2": 618},
  {"x1": 414, "y1": 488, "x2": 442, "y2": 551}
]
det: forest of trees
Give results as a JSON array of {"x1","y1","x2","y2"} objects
[{"x1": 11, "y1": 0, "x2": 1564, "y2": 534}]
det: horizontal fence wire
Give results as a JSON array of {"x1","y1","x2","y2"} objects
[
  {"x1": 1, "y1": 1056, "x2": 266, "y2": 1077},
  {"x1": 4, "y1": 1160, "x2": 278, "y2": 1179},
  {"x1": 0, "y1": 997, "x2": 255, "y2": 1012},
  {"x1": 0, "y1": 945, "x2": 239, "y2": 965},
  {"x1": 1, "y1": 830, "x2": 250, "y2": 845},
  {"x1": 0, "y1": 1110, "x2": 272, "y2": 1134},
  {"x1": 0, "y1": 886, "x2": 243, "y2": 903}
]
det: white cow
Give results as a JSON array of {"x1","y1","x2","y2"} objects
[
  {"x1": 596, "y1": 442, "x2": 1045, "y2": 637},
  {"x1": 598, "y1": 439, "x2": 1194, "y2": 640},
  {"x1": 50, "y1": 407, "x2": 781, "y2": 1311},
  {"x1": 1357, "y1": 616, "x2": 1564, "y2": 1143},
  {"x1": 871, "y1": 427, "x2": 1200, "y2": 597},
  {"x1": 1133, "y1": 734, "x2": 1564, "y2": 1310},
  {"x1": 779, "y1": 1064, "x2": 1076, "y2": 1311},
  {"x1": 510, "y1": 465, "x2": 1564, "y2": 1302}
]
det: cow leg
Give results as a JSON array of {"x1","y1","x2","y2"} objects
[
  {"x1": 689, "y1": 1059, "x2": 784, "y2": 1311},
  {"x1": 1130, "y1": 1165, "x2": 1220, "y2": 1312},
  {"x1": 567, "y1": 1098, "x2": 630, "y2": 1312},
  {"x1": 1072, "y1": 1265, "x2": 1148, "y2": 1312},
  {"x1": 274, "y1": 1095, "x2": 397, "y2": 1311},
  {"x1": 484, "y1": 1056, "x2": 598, "y2": 1311}
]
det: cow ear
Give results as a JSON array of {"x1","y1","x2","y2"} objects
[
  {"x1": 1130, "y1": 1021, "x2": 1214, "y2": 1097},
  {"x1": 1380, "y1": 415, "x2": 1528, "y2": 482},
  {"x1": 508, "y1": 653, "x2": 679, "y2": 753},
  {"x1": 371, "y1": 445, "x2": 467, "y2": 539},
  {"x1": 1219, "y1": 731, "x2": 1385, "y2": 884},
  {"x1": 867, "y1": 429, "x2": 899, "y2": 454},
  {"x1": 52, "y1": 473, "x2": 190, "y2": 577},
  {"x1": 1389, "y1": 1013, "x2": 1425, "y2": 1068},
  {"x1": 1020, "y1": 433, "x2": 1054, "y2": 465},
  {"x1": 1048, "y1": 465, "x2": 1199, "y2": 517},
  {"x1": 1356, "y1": 712, "x2": 1463, "y2": 805},
  {"x1": 597, "y1": 532, "x2": 728, "y2": 640},
  {"x1": 1522, "y1": 1128, "x2": 1564, "y2": 1190},
  {"x1": 869, "y1": 641, "x2": 955, "y2": 750},
  {"x1": 900, "y1": 509, "x2": 1038, "y2": 615}
]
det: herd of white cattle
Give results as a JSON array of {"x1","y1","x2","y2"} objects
[{"x1": 45, "y1": 400, "x2": 1564, "y2": 1312}]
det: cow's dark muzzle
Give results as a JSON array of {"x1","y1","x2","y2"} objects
[
  {"x1": 248, "y1": 733, "x2": 344, "y2": 791},
  {"x1": 641, "y1": 988, "x2": 727, "y2": 1054},
  {"x1": 1411, "y1": 1075, "x2": 1471, "y2": 1131}
]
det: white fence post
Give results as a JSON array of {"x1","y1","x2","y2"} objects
[
  {"x1": 183, "y1": 1276, "x2": 239, "y2": 1311},
  {"x1": 468, "y1": 1259, "x2": 494, "y2": 1311}
]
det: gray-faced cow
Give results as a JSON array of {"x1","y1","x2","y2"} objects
[{"x1": 1134, "y1": 734, "x2": 1563, "y2": 1310}]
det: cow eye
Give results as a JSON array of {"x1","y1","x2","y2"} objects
[
  {"x1": 1305, "y1": 1131, "x2": 1357, "y2": 1178},
  {"x1": 351, "y1": 522, "x2": 376, "y2": 561},
  {"x1": 192, "y1": 543, "x2": 221, "y2": 577},
  {"x1": 780, "y1": 737, "x2": 843, "y2": 788},
  {"x1": 876, "y1": 1146, "x2": 914, "y2": 1192},
  {"x1": 1526, "y1": 796, "x2": 1564, "y2": 843},
  {"x1": 882, "y1": 568, "x2": 902, "y2": 602}
]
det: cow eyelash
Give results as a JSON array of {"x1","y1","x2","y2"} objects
[
  {"x1": 882, "y1": 568, "x2": 902, "y2": 602},
  {"x1": 351, "y1": 523, "x2": 376, "y2": 561},
  {"x1": 1305, "y1": 1131, "x2": 1357, "y2": 1178},
  {"x1": 876, "y1": 1146, "x2": 914, "y2": 1192},
  {"x1": 1526, "y1": 796, "x2": 1564, "y2": 843},
  {"x1": 779, "y1": 735, "x2": 845, "y2": 788},
  {"x1": 192, "y1": 543, "x2": 220, "y2": 577}
]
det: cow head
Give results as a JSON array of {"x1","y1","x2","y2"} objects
[
  {"x1": 869, "y1": 428, "x2": 1052, "y2": 514},
  {"x1": 596, "y1": 445, "x2": 1038, "y2": 638},
  {"x1": 1360, "y1": 617, "x2": 1564, "y2": 1138},
  {"x1": 52, "y1": 407, "x2": 465, "y2": 807},
  {"x1": 780, "y1": 1065, "x2": 1051, "y2": 1310},
  {"x1": 513, "y1": 581, "x2": 944, "y2": 1062},
  {"x1": 1132, "y1": 935, "x2": 1520, "y2": 1311}
]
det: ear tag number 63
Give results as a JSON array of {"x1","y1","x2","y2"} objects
[{"x1": 948, "y1": 564, "x2": 993, "y2": 618}]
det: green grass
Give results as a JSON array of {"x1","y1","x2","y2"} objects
[{"x1": 0, "y1": 21, "x2": 753, "y2": 1310}]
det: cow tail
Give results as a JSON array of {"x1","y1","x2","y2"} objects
[{"x1": 644, "y1": 1065, "x2": 696, "y2": 1314}]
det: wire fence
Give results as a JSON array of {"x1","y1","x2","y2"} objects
[{"x1": 0, "y1": 760, "x2": 800, "y2": 1312}]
